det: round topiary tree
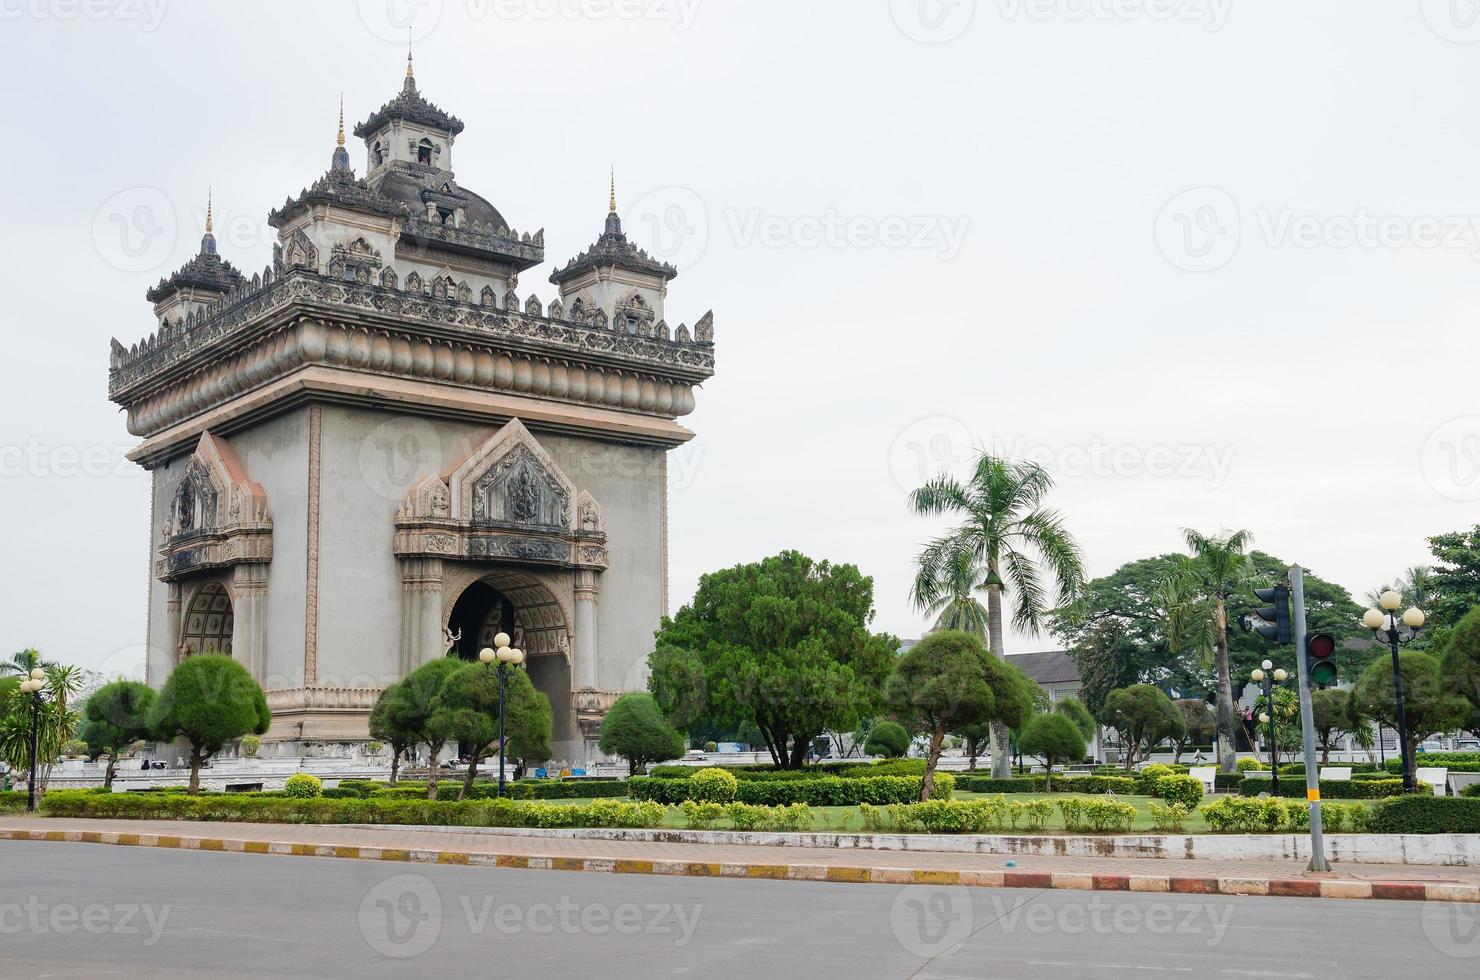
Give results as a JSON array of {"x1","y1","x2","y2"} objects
[
  {"x1": 688, "y1": 766, "x2": 738, "y2": 803},
  {"x1": 382, "y1": 657, "x2": 465, "y2": 800},
  {"x1": 431, "y1": 660, "x2": 553, "y2": 800},
  {"x1": 1099, "y1": 685, "x2": 1185, "y2": 773},
  {"x1": 283, "y1": 773, "x2": 322, "y2": 798},
  {"x1": 147, "y1": 654, "x2": 270, "y2": 795},
  {"x1": 1017, "y1": 712, "x2": 1085, "y2": 791},
  {"x1": 80, "y1": 680, "x2": 157, "y2": 790},
  {"x1": 597, "y1": 692, "x2": 685, "y2": 777},
  {"x1": 863, "y1": 720, "x2": 910, "y2": 758}
]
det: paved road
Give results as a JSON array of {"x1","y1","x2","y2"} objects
[{"x1": 0, "y1": 841, "x2": 1476, "y2": 978}]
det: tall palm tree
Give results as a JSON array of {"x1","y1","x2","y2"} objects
[
  {"x1": 910, "y1": 454, "x2": 1085, "y2": 778},
  {"x1": 1162, "y1": 528, "x2": 1258, "y2": 774},
  {"x1": 0, "y1": 649, "x2": 51, "y2": 677}
]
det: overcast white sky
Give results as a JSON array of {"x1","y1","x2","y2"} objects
[{"x1": 2, "y1": 0, "x2": 1479, "y2": 676}]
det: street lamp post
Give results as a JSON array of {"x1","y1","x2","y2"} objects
[
  {"x1": 1249, "y1": 660, "x2": 1288, "y2": 792},
  {"x1": 479, "y1": 633, "x2": 525, "y2": 799},
  {"x1": 1361, "y1": 591, "x2": 1425, "y2": 794},
  {"x1": 18, "y1": 668, "x2": 46, "y2": 813}
]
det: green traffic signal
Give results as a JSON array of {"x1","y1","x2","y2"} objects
[{"x1": 1305, "y1": 632, "x2": 1337, "y2": 686}]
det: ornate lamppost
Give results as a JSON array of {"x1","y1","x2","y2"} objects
[
  {"x1": 1250, "y1": 660, "x2": 1288, "y2": 792},
  {"x1": 1361, "y1": 590, "x2": 1425, "y2": 793},
  {"x1": 479, "y1": 632, "x2": 525, "y2": 799},
  {"x1": 17, "y1": 668, "x2": 47, "y2": 813}
]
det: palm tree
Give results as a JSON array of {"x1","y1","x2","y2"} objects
[
  {"x1": 910, "y1": 454, "x2": 1085, "y2": 778},
  {"x1": 1, "y1": 649, "x2": 51, "y2": 677},
  {"x1": 910, "y1": 541, "x2": 992, "y2": 636},
  {"x1": 1162, "y1": 528, "x2": 1258, "y2": 774}
]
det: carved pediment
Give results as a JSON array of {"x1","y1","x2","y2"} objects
[
  {"x1": 158, "y1": 432, "x2": 272, "y2": 581},
  {"x1": 449, "y1": 418, "x2": 575, "y2": 528}
]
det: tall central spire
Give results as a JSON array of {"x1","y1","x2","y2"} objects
[
  {"x1": 337, "y1": 93, "x2": 346, "y2": 147},
  {"x1": 609, "y1": 166, "x2": 617, "y2": 214},
  {"x1": 405, "y1": 30, "x2": 415, "y2": 92}
]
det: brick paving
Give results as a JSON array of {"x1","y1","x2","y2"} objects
[{"x1": 3, "y1": 816, "x2": 1477, "y2": 901}]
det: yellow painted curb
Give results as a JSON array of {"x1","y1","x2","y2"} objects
[
  {"x1": 825, "y1": 867, "x2": 870, "y2": 883},
  {"x1": 379, "y1": 848, "x2": 411, "y2": 862},
  {"x1": 437, "y1": 851, "x2": 470, "y2": 865},
  {"x1": 745, "y1": 864, "x2": 791, "y2": 880},
  {"x1": 614, "y1": 859, "x2": 655, "y2": 875},
  {"x1": 911, "y1": 869, "x2": 961, "y2": 886}
]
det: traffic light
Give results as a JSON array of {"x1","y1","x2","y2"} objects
[
  {"x1": 1252, "y1": 585, "x2": 1292, "y2": 644},
  {"x1": 1305, "y1": 632, "x2": 1338, "y2": 686}
]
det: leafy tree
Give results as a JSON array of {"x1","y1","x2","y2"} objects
[
  {"x1": 649, "y1": 551, "x2": 897, "y2": 769},
  {"x1": 368, "y1": 684, "x2": 413, "y2": 786},
  {"x1": 80, "y1": 681, "x2": 156, "y2": 789},
  {"x1": 598, "y1": 692, "x2": 685, "y2": 776},
  {"x1": 382, "y1": 657, "x2": 464, "y2": 800},
  {"x1": 1350, "y1": 651, "x2": 1470, "y2": 788},
  {"x1": 1099, "y1": 684, "x2": 1185, "y2": 773},
  {"x1": 1054, "y1": 697, "x2": 1097, "y2": 743},
  {"x1": 1310, "y1": 688, "x2": 1357, "y2": 764},
  {"x1": 0, "y1": 670, "x2": 76, "y2": 800},
  {"x1": 0, "y1": 649, "x2": 52, "y2": 677},
  {"x1": 909, "y1": 454, "x2": 1085, "y2": 778},
  {"x1": 1251, "y1": 686, "x2": 1301, "y2": 765},
  {"x1": 1438, "y1": 605, "x2": 1480, "y2": 713},
  {"x1": 147, "y1": 655, "x2": 270, "y2": 794},
  {"x1": 1018, "y1": 712, "x2": 1086, "y2": 790},
  {"x1": 910, "y1": 541, "x2": 991, "y2": 636},
  {"x1": 1427, "y1": 526, "x2": 1480, "y2": 629},
  {"x1": 432, "y1": 661, "x2": 552, "y2": 799},
  {"x1": 1171, "y1": 698, "x2": 1215, "y2": 763},
  {"x1": 951, "y1": 721, "x2": 992, "y2": 771},
  {"x1": 863, "y1": 720, "x2": 910, "y2": 758},
  {"x1": 883, "y1": 630, "x2": 1037, "y2": 799}
]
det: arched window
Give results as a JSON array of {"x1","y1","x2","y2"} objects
[
  {"x1": 371, "y1": 141, "x2": 384, "y2": 167},
  {"x1": 417, "y1": 138, "x2": 434, "y2": 165}
]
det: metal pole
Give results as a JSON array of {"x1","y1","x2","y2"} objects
[
  {"x1": 497, "y1": 661, "x2": 508, "y2": 799},
  {"x1": 1387, "y1": 626, "x2": 1415, "y2": 793},
  {"x1": 26, "y1": 692, "x2": 40, "y2": 813},
  {"x1": 1265, "y1": 675, "x2": 1278, "y2": 794},
  {"x1": 1289, "y1": 564, "x2": 1329, "y2": 873}
]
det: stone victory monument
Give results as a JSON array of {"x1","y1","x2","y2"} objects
[{"x1": 107, "y1": 54, "x2": 715, "y2": 760}]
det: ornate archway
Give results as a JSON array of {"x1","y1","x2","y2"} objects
[{"x1": 182, "y1": 580, "x2": 233, "y2": 657}]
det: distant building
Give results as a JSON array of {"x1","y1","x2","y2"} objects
[{"x1": 1004, "y1": 650, "x2": 1082, "y2": 704}]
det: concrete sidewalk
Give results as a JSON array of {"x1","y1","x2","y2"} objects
[{"x1": 4, "y1": 816, "x2": 1478, "y2": 903}]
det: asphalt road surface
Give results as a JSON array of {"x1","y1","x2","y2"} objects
[{"x1": 1, "y1": 841, "x2": 1476, "y2": 978}]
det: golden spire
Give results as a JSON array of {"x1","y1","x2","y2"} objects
[
  {"x1": 406, "y1": 29, "x2": 414, "y2": 79},
  {"x1": 205, "y1": 187, "x2": 213, "y2": 234},
  {"x1": 609, "y1": 166, "x2": 617, "y2": 214},
  {"x1": 337, "y1": 93, "x2": 345, "y2": 147}
]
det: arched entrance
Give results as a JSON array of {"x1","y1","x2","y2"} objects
[
  {"x1": 183, "y1": 580, "x2": 233, "y2": 657},
  {"x1": 442, "y1": 569, "x2": 575, "y2": 758}
]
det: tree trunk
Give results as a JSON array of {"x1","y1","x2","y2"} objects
[
  {"x1": 1043, "y1": 756, "x2": 1054, "y2": 792},
  {"x1": 104, "y1": 755, "x2": 117, "y2": 790},
  {"x1": 1213, "y1": 600, "x2": 1237, "y2": 774},
  {"x1": 389, "y1": 748, "x2": 401, "y2": 786},
  {"x1": 425, "y1": 742, "x2": 442, "y2": 801},
  {"x1": 919, "y1": 724, "x2": 946, "y2": 801},
  {"x1": 459, "y1": 746, "x2": 488, "y2": 801},
  {"x1": 188, "y1": 748, "x2": 203, "y2": 795},
  {"x1": 1320, "y1": 740, "x2": 1330, "y2": 765},
  {"x1": 788, "y1": 735, "x2": 808, "y2": 769},
  {"x1": 967, "y1": 738, "x2": 979, "y2": 772},
  {"x1": 986, "y1": 578, "x2": 1012, "y2": 779}
]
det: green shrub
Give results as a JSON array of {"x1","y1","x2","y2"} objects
[
  {"x1": 282, "y1": 774, "x2": 322, "y2": 799},
  {"x1": 956, "y1": 774, "x2": 1134, "y2": 795},
  {"x1": 703, "y1": 741, "x2": 718, "y2": 753},
  {"x1": 0, "y1": 791, "x2": 26, "y2": 814},
  {"x1": 863, "y1": 721, "x2": 911, "y2": 758},
  {"x1": 647, "y1": 759, "x2": 927, "y2": 780},
  {"x1": 1202, "y1": 797, "x2": 1289, "y2": 833},
  {"x1": 955, "y1": 776, "x2": 1037, "y2": 793},
  {"x1": 1148, "y1": 801, "x2": 1190, "y2": 832},
  {"x1": 629, "y1": 773, "x2": 945, "y2": 806},
  {"x1": 857, "y1": 803, "x2": 887, "y2": 833},
  {"x1": 1155, "y1": 775, "x2": 1204, "y2": 811},
  {"x1": 687, "y1": 767, "x2": 739, "y2": 803},
  {"x1": 337, "y1": 780, "x2": 375, "y2": 799},
  {"x1": 1135, "y1": 763, "x2": 1176, "y2": 794},
  {"x1": 1008, "y1": 798, "x2": 1053, "y2": 831},
  {"x1": 1234, "y1": 757, "x2": 1265, "y2": 773},
  {"x1": 239, "y1": 734, "x2": 260, "y2": 758},
  {"x1": 679, "y1": 799, "x2": 727, "y2": 829},
  {"x1": 321, "y1": 787, "x2": 361, "y2": 799},
  {"x1": 1462, "y1": 783, "x2": 1480, "y2": 799},
  {"x1": 769, "y1": 802, "x2": 815, "y2": 832},
  {"x1": 724, "y1": 802, "x2": 770, "y2": 830},
  {"x1": 1058, "y1": 797, "x2": 1137, "y2": 833},
  {"x1": 1368, "y1": 796, "x2": 1480, "y2": 834}
]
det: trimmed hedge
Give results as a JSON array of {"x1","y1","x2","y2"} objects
[
  {"x1": 627, "y1": 774, "x2": 951, "y2": 806},
  {"x1": 955, "y1": 774, "x2": 1136, "y2": 795},
  {"x1": 1384, "y1": 755, "x2": 1480, "y2": 774},
  {"x1": 37, "y1": 790, "x2": 664, "y2": 828},
  {"x1": 361, "y1": 780, "x2": 631, "y2": 802},
  {"x1": 1203, "y1": 797, "x2": 1372, "y2": 833},
  {"x1": 647, "y1": 759, "x2": 928, "y2": 780},
  {"x1": 0, "y1": 790, "x2": 26, "y2": 814},
  {"x1": 1237, "y1": 776, "x2": 1420, "y2": 800},
  {"x1": 1368, "y1": 796, "x2": 1480, "y2": 834}
]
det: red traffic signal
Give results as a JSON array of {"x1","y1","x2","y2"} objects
[{"x1": 1306, "y1": 632, "x2": 1337, "y2": 686}]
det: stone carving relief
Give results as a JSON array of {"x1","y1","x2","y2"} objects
[{"x1": 157, "y1": 432, "x2": 272, "y2": 582}]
